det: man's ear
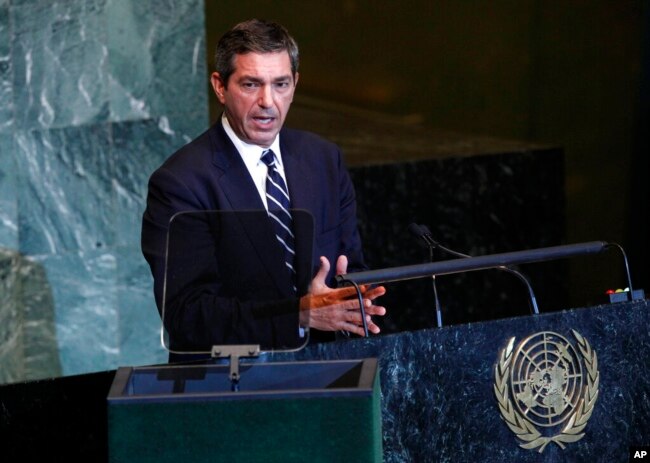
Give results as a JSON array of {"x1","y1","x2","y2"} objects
[
  {"x1": 211, "y1": 72, "x2": 226, "y2": 105},
  {"x1": 289, "y1": 72, "x2": 299, "y2": 103}
]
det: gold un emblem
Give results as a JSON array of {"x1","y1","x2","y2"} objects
[{"x1": 494, "y1": 330, "x2": 599, "y2": 452}]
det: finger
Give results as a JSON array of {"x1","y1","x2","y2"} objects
[
  {"x1": 344, "y1": 316, "x2": 380, "y2": 336},
  {"x1": 329, "y1": 284, "x2": 379, "y2": 302},
  {"x1": 359, "y1": 311, "x2": 382, "y2": 334},
  {"x1": 364, "y1": 304, "x2": 386, "y2": 316},
  {"x1": 362, "y1": 285, "x2": 386, "y2": 300},
  {"x1": 330, "y1": 284, "x2": 386, "y2": 302},
  {"x1": 341, "y1": 320, "x2": 366, "y2": 337},
  {"x1": 335, "y1": 255, "x2": 348, "y2": 276},
  {"x1": 336, "y1": 298, "x2": 385, "y2": 317},
  {"x1": 367, "y1": 319, "x2": 381, "y2": 334},
  {"x1": 310, "y1": 256, "x2": 331, "y2": 289},
  {"x1": 306, "y1": 286, "x2": 362, "y2": 309},
  {"x1": 323, "y1": 285, "x2": 360, "y2": 303}
]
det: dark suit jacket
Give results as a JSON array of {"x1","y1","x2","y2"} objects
[{"x1": 141, "y1": 122, "x2": 366, "y2": 355}]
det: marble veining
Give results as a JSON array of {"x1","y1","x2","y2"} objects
[
  {"x1": 0, "y1": 248, "x2": 61, "y2": 383},
  {"x1": 0, "y1": 0, "x2": 208, "y2": 380},
  {"x1": 270, "y1": 300, "x2": 650, "y2": 462},
  {"x1": 36, "y1": 249, "x2": 119, "y2": 375},
  {"x1": 111, "y1": 114, "x2": 208, "y2": 248},
  {"x1": 106, "y1": 0, "x2": 207, "y2": 123},
  {"x1": 0, "y1": 134, "x2": 18, "y2": 249},
  {"x1": 15, "y1": 124, "x2": 114, "y2": 255},
  {"x1": 0, "y1": 0, "x2": 12, "y2": 133},
  {"x1": 115, "y1": 244, "x2": 167, "y2": 367},
  {"x1": 11, "y1": 0, "x2": 109, "y2": 130}
]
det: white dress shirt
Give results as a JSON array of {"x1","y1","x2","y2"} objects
[{"x1": 221, "y1": 114, "x2": 290, "y2": 210}]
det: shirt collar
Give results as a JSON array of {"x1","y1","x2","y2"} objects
[{"x1": 221, "y1": 113, "x2": 282, "y2": 166}]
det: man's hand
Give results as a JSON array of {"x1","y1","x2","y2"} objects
[{"x1": 299, "y1": 256, "x2": 386, "y2": 336}]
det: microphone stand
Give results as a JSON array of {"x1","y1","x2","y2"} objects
[
  {"x1": 347, "y1": 280, "x2": 369, "y2": 338},
  {"x1": 419, "y1": 225, "x2": 540, "y2": 315},
  {"x1": 604, "y1": 242, "x2": 645, "y2": 301},
  {"x1": 417, "y1": 226, "x2": 444, "y2": 327}
]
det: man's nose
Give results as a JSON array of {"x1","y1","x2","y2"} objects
[{"x1": 258, "y1": 85, "x2": 273, "y2": 108}]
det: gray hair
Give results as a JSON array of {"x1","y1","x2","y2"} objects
[{"x1": 215, "y1": 19, "x2": 299, "y2": 87}]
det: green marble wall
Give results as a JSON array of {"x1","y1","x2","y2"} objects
[{"x1": 0, "y1": 0, "x2": 208, "y2": 382}]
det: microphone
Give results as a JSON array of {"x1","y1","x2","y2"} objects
[
  {"x1": 407, "y1": 223, "x2": 444, "y2": 327},
  {"x1": 335, "y1": 241, "x2": 608, "y2": 286},
  {"x1": 408, "y1": 223, "x2": 433, "y2": 248},
  {"x1": 414, "y1": 224, "x2": 540, "y2": 315},
  {"x1": 409, "y1": 224, "x2": 539, "y2": 315}
]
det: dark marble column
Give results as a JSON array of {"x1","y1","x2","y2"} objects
[{"x1": 350, "y1": 148, "x2": 567, "y2": 333}]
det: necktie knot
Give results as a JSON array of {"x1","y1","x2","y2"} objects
[{"x1": 261, "y1": 149, "x2": 276, "y2": 167}]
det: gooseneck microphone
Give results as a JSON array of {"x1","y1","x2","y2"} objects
[{"x1": 410, "y1": 224, "x2": 540, "y2": 316}]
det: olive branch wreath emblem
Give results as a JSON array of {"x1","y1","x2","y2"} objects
[{"x1": 493, "y1": 330, "x2": 599, "y2": 452}]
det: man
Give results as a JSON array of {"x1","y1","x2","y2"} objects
[{"x1": 141, "y1": 19, "x2": 385, "y2": 358}]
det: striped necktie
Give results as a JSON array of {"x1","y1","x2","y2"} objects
[{"x1": 261, "y1": 149, "x2": 296, "y2": 291}]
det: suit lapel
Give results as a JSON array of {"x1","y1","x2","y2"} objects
[
  {"x1": 282, "y1": 130, "x2": 319, "y2": 214},
  {"x1": 281, "y1": 136, "x2": 316, "y2": 294},
  {"x1": 210, "y1": 124, "x2": 294, "y2": 296}
]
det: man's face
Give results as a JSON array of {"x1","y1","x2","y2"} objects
[{"x1": 211, "y1": 51, "x2": 298, "y2": 148}]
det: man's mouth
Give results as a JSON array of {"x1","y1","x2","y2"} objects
[{"x1": 253, "y1": 116, "x2": 275, "y2": 125}]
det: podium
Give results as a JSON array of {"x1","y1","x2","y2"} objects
[
  {"x1": 2, "y1": 300, "x2": 649, "y2": 461},
  {"x1": 278, "y1": 299, "x2": 650, "y2": 462},
  {"x1": 107, "y1": 358, "x2": 382, "y2": 463}
]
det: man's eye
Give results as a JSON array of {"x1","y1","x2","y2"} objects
[{"x1": 242, "y1": 82, "x2": 257, "y2": 89}]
